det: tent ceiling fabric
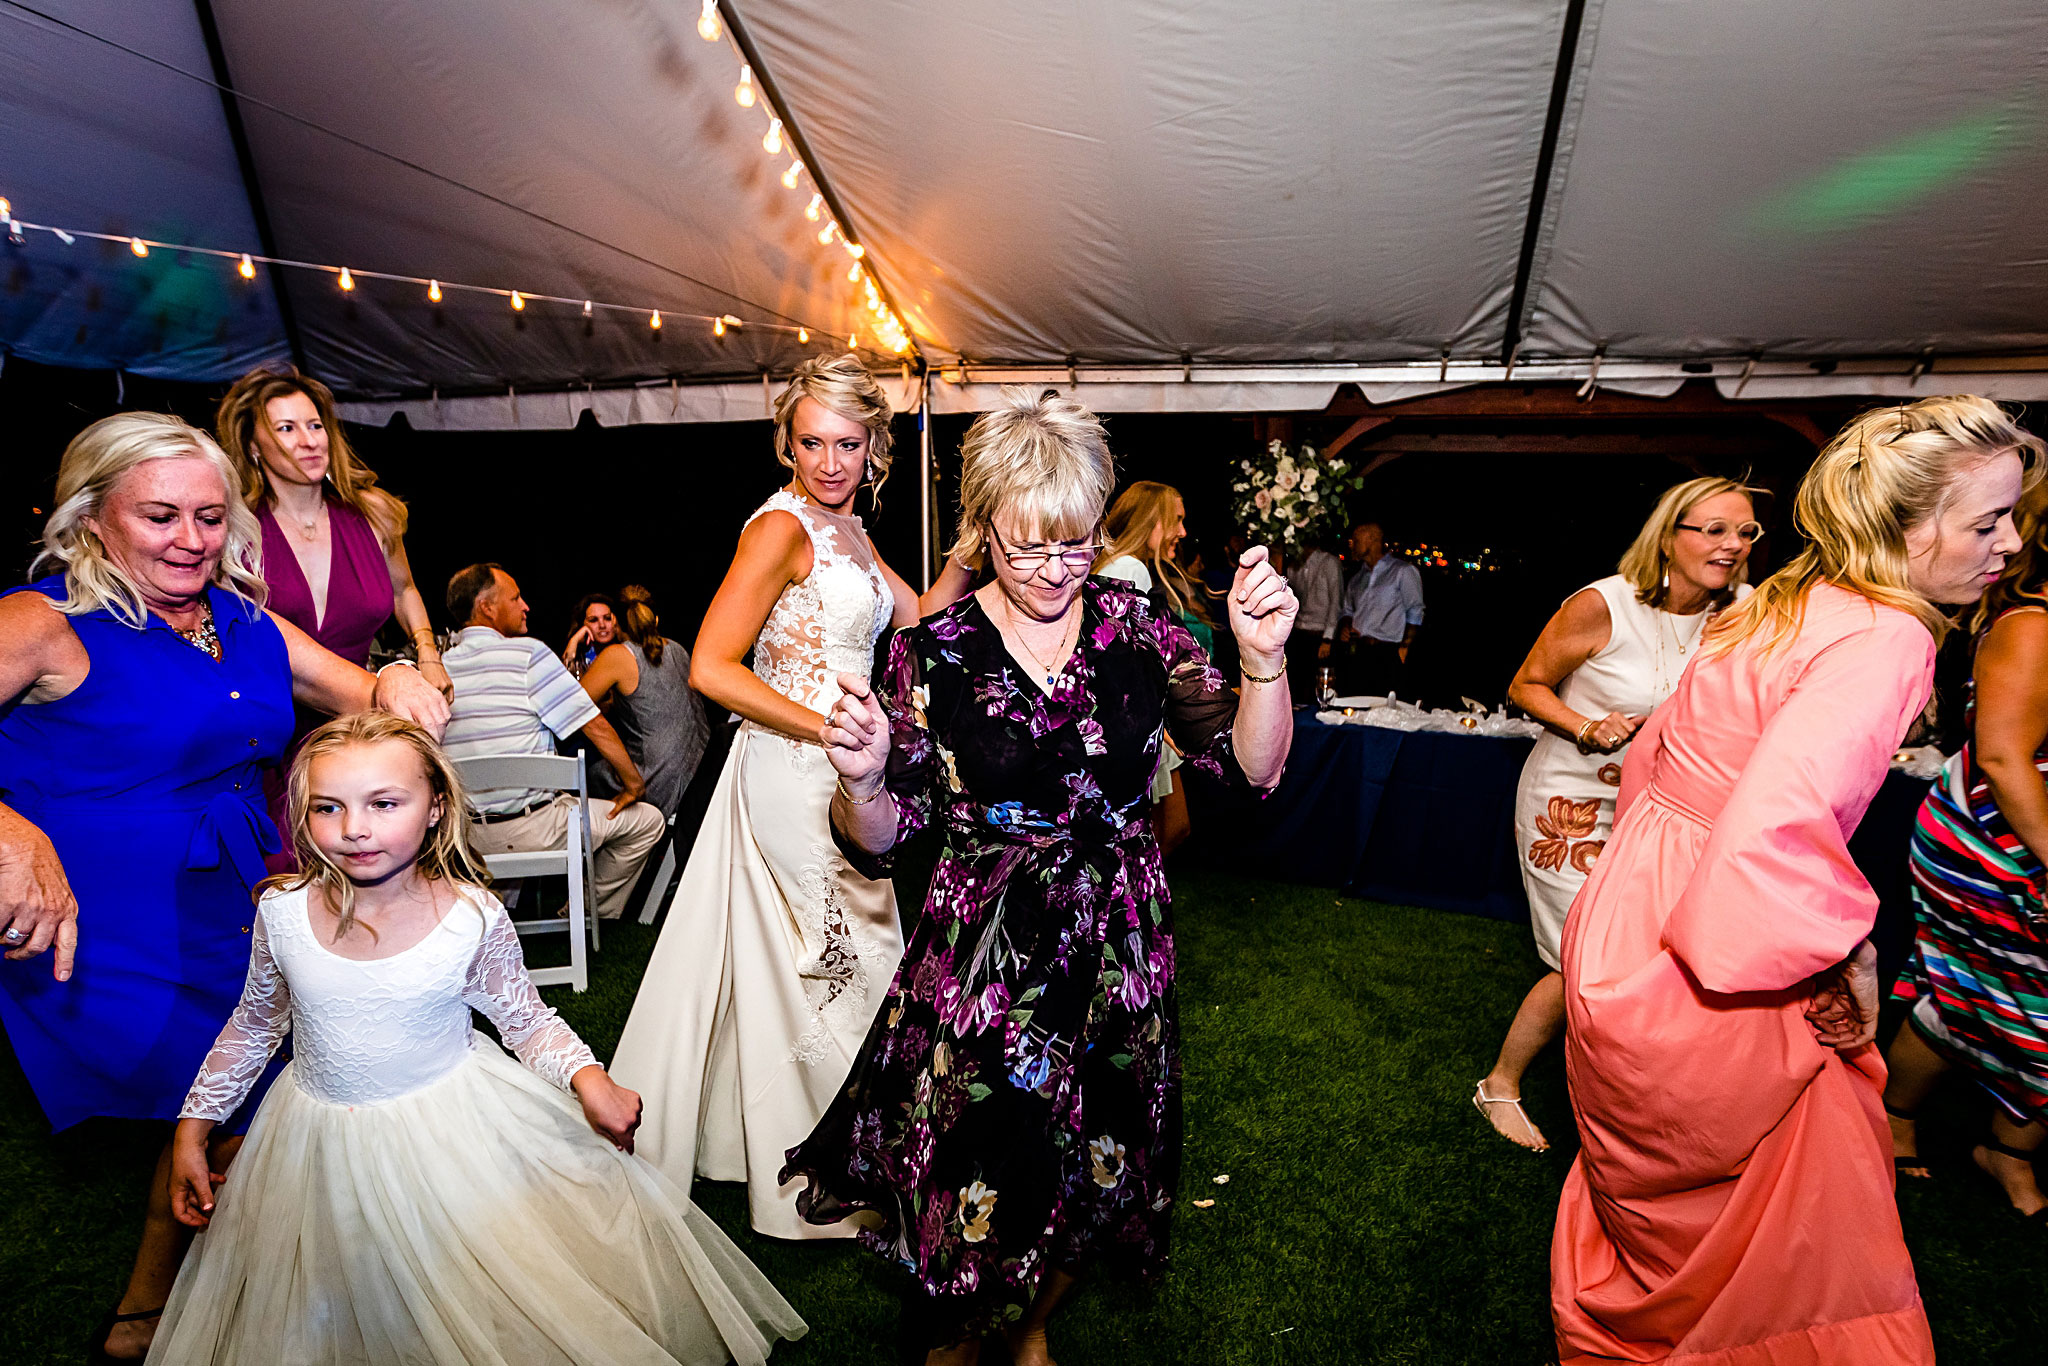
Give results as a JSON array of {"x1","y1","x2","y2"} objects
[
  {"x1": 1522, "y1": 0, "x2": 2048, "y2": 359},
  {"x1": 0, "y1": 1, "x2": 287, "y2": 378},
  {"x1": 735, "y1": 0, "x2": 1568, "y2": 368},
  {"x1": 6, "y1": 1, "x2": 2048, "y2": 420}
]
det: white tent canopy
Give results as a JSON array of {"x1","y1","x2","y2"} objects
[{"x1": 5, "y1": 0, "x2": 2048, "y2": 428}]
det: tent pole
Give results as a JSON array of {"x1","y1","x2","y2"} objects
[{"x1": 919, "y1": 378, "x2": 934, "y2": 591}]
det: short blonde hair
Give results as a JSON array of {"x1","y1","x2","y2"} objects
[
  {"x1": 262, "y1": 712, "x2": 492, "y2": 943},
  {"x1": 1707, "y1": 394, "x2": 2046, "y2": 658},
  {"x1": 772, "y1": 353, "x2": 896, "y2": 495},
  {"x1": 949, "y1": 387, "x2": 1115, "y2": 567},
  {"x1": 1617, "y1": 476, "x2": 1763, "y2": 609},
  {"x1": 33, "y1": 412, "x2": 266, "y2": 626}
]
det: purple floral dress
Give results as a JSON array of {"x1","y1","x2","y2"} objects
[{"x1": 782, "y1": 578, "x2": 1255, "y2": 1342}]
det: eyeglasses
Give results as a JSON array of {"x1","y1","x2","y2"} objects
[
  {"x1": 1675, "y1": 519, "x2": 1765, "y2": 544},
  {"x1": 989, "y1": 527, "x2": 1105, "y2": 573}
]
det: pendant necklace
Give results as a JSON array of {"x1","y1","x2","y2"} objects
[{"x1": 1010, "y1": 599, "x2": 1080, "y2": 689}]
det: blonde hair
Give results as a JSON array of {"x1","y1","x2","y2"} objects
[
  {"x1": 32, "y1": 412, "x2": 267, "y2": 625},
  {"x1": 772, "y1": 353, "x2": 896, "y2": 497},
  {"x1": 216, "y1": 363, "x2": 408, "y2": 546},
  {"x1": 261, "y1": 712, "x2": 492, "y2": 943},
  {"x1": 948, "y1": 387, "x2": 1115, "y2": 567},
  {"x1": 617, "y1": 583, "x2": 666, "y2": 666},
  {"x1": 1974, "y1": 479, "x2": 2048, "y2": 634},
  {"x1": 1099, "y1": 479, "x2": 1209, "y2": 621},
  {"x1": 1706, "y1": 394, "x2": 2045, "y2": 658},
  {"x1": 1617, "y1": 476, "x2": 1764, "y2": 609}
]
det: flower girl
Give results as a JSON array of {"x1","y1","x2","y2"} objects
[{"x1": 148, "y1": 713, "x2": 805, "y2": 1365}]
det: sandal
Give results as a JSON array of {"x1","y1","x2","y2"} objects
[
  {"x1": 1473, "y1": 1081, "x2": 1549, "y2": 1151},
  {"x1": 1972, "y1": 1137, "x2": 2048, "y2": 1222},
  {"x1": 85, "y1": 1305, "x2": 164, "y2": 1365},
  {"x1": 1885, "y1": 1101, "x2": 1933, "y2": 1179}
]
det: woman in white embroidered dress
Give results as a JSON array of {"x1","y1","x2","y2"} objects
[
  {"x1": 151, "y1": 713, "x2": 804, "y2": 1365},
  {"x1": 611, "y1": 354, "x2": 919, "y2": 1238},
  {"x1": 1475, "y1": 478, "x2": 1759, "y2": 1150}
]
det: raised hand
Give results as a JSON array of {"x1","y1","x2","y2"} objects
[
  {"x1": 1228, "y1": 545, "x2": 1299, "y2": 662},
  {"x1": 820, "y1": 672, "x2": 890, "y2": 792}
]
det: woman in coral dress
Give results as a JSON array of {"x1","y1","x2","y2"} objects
[{"x1": 1552, "y1": 395, "x2": 2040, "y2": 1365}]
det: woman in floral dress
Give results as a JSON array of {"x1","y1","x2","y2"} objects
[{"x1": 782, "y1": 387, "x2": 1296, "y2": 1365}]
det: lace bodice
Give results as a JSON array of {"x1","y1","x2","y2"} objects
[
  {"x1": 179, "y1": 885, "x2": 599, "y2": 1120},
  {"x1": 747, "y1": 491, "x2": 892, "y2": 717}
]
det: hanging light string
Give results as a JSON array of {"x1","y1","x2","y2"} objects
[
  {"x1": 0, "y1": 199, "x2": 812, "y2": 343},
  {"x1": 697, "y1": 0, "x2": 915, "y2": 356}
]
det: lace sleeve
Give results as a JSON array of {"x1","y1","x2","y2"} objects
[
  {"x1": 460, "y1": 900, "x2": 600, "y2": 1092},
  {"x1": 178, "y1": 911, "x2": 293, "y2": 1122}
]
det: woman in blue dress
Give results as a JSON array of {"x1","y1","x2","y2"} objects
[{"x1": 0, "y1": 412, "x2": 449, "y2": 1362}]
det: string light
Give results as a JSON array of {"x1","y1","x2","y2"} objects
[
  {"x1": 781, "y1": 160, "x2": 803, "y2": 190},
  {"x1": 130, "y1": 236, "x2": 148, "y2": 257},
  {"x1": 713, "y1": 316, "x2": 725, "y2": 337},
  {"x1": 818, "y1": 221, "x2": 837, "y2": 245},
  {"x1": 697, "y1": 0, "x2": 721, "y2": 42},
  {"x1": 798, "y1": 326, "x2": 809, "y2": 343},
  {"x1": 582, "y1": 299, "x2": 593, "y2": 317},
  {"x1": 0, "y1": 198, "x2": 10, "y2": 220},
  {"x1": 721, "y1": 313, "x2": 742, "y2": 328},
  {"x1": 237, "y1": 253, "x2": 255, "y2": 279},
  {"x1": 428, "y1": 278, "x2": 442, "y2": 302},
  {"x1": 845, "y1": 241, "x2": 865, "y2": 259},
  {"x1": 509, "y1": 289, "x2": 525, "y2": 311},
  {"x1": 735, "y1": 64, "x2": 755, "y2": 108},
  {"x1": 848, "y1": 263, "x2": 862, "y2": 283},
  {"x1": 762, "y1": 118, "x2": 784, "y2": 155},
  {"x1": 650, "y1": 309, "x2": 661, "y2": 330},
  {"x1": 338, "y1": 265, "x2": 354, "y2": 291},
  {"x1": 805, "y1": 193, "x2": 823, "y2": 222}
]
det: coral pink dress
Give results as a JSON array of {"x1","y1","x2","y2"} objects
[{"x1": 1553, "y1": 583, "x2": 1937, "y2": 1365}]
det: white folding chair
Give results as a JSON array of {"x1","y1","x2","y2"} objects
[
  {"x1": 453, "y1": 752, "x2": 600, "y2": 991},
  {"x1": 638, "y1": 811, "x2": 680, "y2": 925}
]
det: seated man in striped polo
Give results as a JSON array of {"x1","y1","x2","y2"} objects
[{"x1": 440, "y1": 562, "x2": 665, "y2": 918}]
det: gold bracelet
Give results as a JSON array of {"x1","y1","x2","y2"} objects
[
  {"x1": 1241, "y1": 661, "x2": 1285, "y2": 685},
  {"x1": 836, "y1": 776, "x2": 885, "y2": 806}
]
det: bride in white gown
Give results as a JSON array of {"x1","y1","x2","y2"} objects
[{"x1": 610, "y1": 354, "x2": 918, "y2": 1239}]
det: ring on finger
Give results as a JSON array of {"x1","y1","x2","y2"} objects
[{"x1": 2, "y1": 927, "x2": 26, "y2": 944}]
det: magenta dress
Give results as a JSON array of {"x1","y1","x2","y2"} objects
[{"x1": 256, "y1": 498, "x2": 396, "y2": 868}]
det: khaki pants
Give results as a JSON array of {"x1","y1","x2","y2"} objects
[{"x1": 471, "y1": 793, "x2": 665, "y2": 919}]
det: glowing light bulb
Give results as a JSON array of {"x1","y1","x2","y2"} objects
[
  {"x1": 735, "y1": 65, "x2": 755, "y2": 107},
  {"x1": 805, "y1": 193, "x2": 823, "y2": 222},
  {"x1": 237, "y1": 253, "x2": 255, "y2": 280},
  {"x1": 582, "y1": 299, "x2": 593, "y2": 317},
  {"x1": 848, "y1": 263, "x2": 862, "y2": 283},
  {"x1": 846, "y1": 242, "x2": 865, "y2": 259},
  {"x1": 818, "y1": 221, "x2": 836, "y2": 245},
  {"x1": 338, "y1": 265, "x2": 354, "y2": 290},
  {"x1": 0, "y1": 198, "x2": 10, "y2": 220},
  {"x1": 781, "y1": 160, "x2": 803, "y2": 190},
  {"x1": 650, "y1": 309, "x2": 662, "y2": 330},
  {"x1": 763, "y1": 119, "x2": 783, "y2": 155},
  {"x1": 848, "y1": 328, "x2": 858, "y2": 348},
  {"x1": 428, "y1": 278, "x2": 442, "y2": 302},
  {"x1": 510, "y1": 290, "x2": 525, "y2": 311},
  {"x1": 130, "y1": 237, "x2": 149, "y2": 257},
  {"x1": 722, "y1": 313, "x2": 743, "y2": 328},
  {"x1": 891, "y1": 334, "x2": 910, "y2": 354},
  {"x1": 697, "y1": 0, "x2": 721, "y2": 41},
  {"x1": 798, "y1": 326, "x2": 809, "y2": 343},
  {"x1": 714, "y1": 316, "x2": 726, "y2": 337}
]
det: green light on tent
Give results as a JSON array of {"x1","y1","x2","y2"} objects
[{"x1": 1741, "y1": 105, "x2": 2030, "y2": 237}]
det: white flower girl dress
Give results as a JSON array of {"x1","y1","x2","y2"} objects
[{"x1": 146, "y1": 884, "x2": 806, "y2": 1365}]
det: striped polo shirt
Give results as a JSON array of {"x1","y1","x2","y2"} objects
[{"x1": 441, "y1": 626, "x2": 600, "y2": 814}]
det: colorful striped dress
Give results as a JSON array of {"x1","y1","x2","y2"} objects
[{"x1": 1894, "y1": 608, "x2": 2048, "y2": 1123}]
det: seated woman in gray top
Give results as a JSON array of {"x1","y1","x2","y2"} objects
[{"x1": 579, "y1": 584, "x2": 708, "y2": 819}]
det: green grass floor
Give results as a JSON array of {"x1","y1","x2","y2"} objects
[{"x1": 4, "y1": 866, "x2": 2043, "y2": 1364}]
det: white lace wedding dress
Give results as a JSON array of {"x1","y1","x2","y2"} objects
[
  {"x1": 610, "y1": 491, "x2": 904, "y2": 1239},
  {"x1": 147, "y1": 884, "x2": 805, "y2": 1366}
]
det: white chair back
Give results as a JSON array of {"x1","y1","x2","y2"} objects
[{"x1": 452, "y1": 751, "x2": 599, "y2": 992}]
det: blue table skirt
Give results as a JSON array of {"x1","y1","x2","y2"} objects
[{"x1": 1185, "y1": 713, "x2": 1930, "y2": 962}]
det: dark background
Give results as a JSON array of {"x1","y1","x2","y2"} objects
[{"x1": 0, "y1": 357, "x2": 1881, "y2": 708}]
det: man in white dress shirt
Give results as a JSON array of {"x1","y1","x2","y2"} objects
[
  {"x1": 1285, "y1": 537, "x2": 1345, "y2": 704},
  {"x1": 1336, "y1": 522, "x2": 1425, "y2": 697}
]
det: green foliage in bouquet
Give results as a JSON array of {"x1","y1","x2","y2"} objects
[{"x1": 1231, "y1": 439, "x2": 1364, "y2": 548}]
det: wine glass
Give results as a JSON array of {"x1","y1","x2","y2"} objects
[{"x1": 1316, "y1": 665, "x2": 1337, "y2": 708}]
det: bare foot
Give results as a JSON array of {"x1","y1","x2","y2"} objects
[
  {"x1": 1972, "y1": 1143, "x2": 2047, "y2": 1217},
  {"x1": 1003, "y1": 1324, "x2": 1057, "y2": 1366},
  {"x1": 926, "y1": 1340, "x2": 980, "y2": 1366},
  {"x1": 101, "y1": 1309, "x2": 162, "y2": 1361},
  {"x1": 1888, "y1": 1112, "x2": 1931, "y2": 1180},
  {"x1": 1474, "y1": 1080, "x2": 1549, "y2": 1151}
]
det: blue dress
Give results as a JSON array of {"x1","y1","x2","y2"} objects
[{"x1": 0, "y1": 575, "x2": 293, "y2": 1129}]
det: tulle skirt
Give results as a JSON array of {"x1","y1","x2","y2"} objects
[{"x1": 147, "y1": 1038, "x2": 806, "y2": 1365}]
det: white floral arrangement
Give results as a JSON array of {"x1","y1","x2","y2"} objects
[{"x1": 1231, "y1": 438, "x2": 1363, "y2": 547}]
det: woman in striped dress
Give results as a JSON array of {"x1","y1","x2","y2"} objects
[{"x1": 1885, "y1": 490, "x2": 2048, "y2": 1220}]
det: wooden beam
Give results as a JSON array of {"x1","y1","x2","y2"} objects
[{"x1": 1322, "y1": 415, "x2": 1391, "y2": 461}]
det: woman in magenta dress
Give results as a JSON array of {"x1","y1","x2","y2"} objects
[
  {"x1": 1552, "y1": 395, "x2": 2040, "y2": 1366},
  {"x1": 216, "y1": 365, "x2": 449, "y2": 867}
]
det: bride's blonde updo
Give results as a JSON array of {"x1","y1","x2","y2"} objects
[{"x1": 771, "y1": 353, "x2": 896, "y2": 496}]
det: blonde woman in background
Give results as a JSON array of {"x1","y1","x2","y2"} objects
[
  {"x1": 1476, "y1": 477, "x2": 1759, "y2": 1150},
  {"x1": 1552, "y1": 396, "x2": 2040, "y2": 1366},
  {"x1": 609, "y1": 355, "x2": 918, "y2": 1239}
]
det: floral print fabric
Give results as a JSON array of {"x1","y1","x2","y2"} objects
[{"x1": 782, "y1": 578, "x2": 1254, "y2": 1341}]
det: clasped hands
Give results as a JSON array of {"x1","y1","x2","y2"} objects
[{"x1": 1804, "y1": 938, "x2": 1880, "y2": 1052}]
